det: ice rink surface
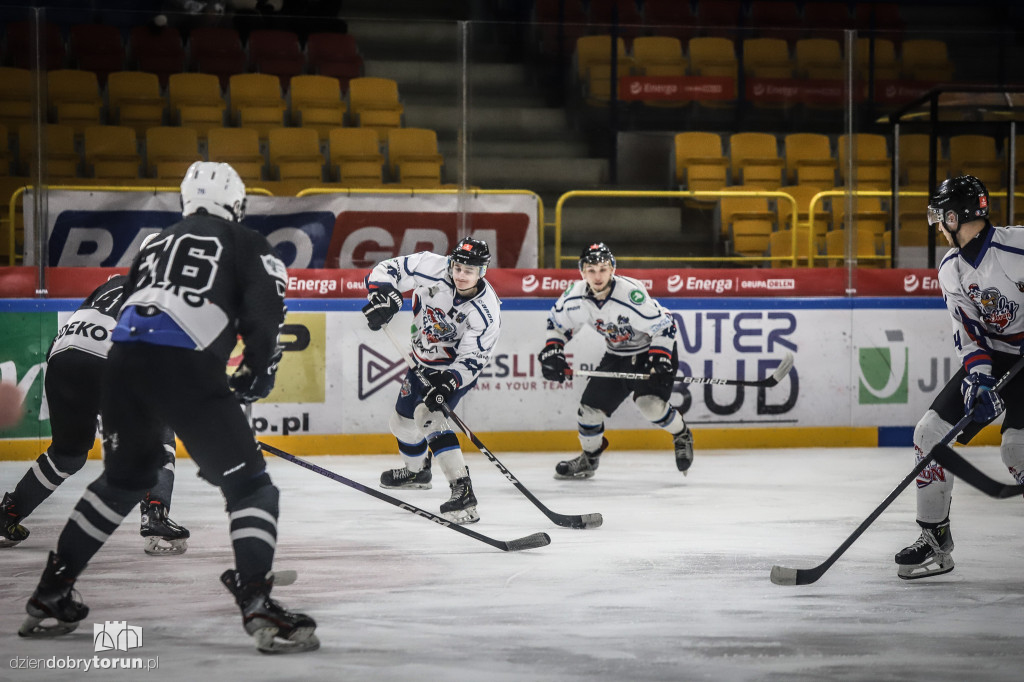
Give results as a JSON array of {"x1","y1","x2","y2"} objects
[{"x1": 2, "y1": 446, "x2": 1024, "y2": 682}]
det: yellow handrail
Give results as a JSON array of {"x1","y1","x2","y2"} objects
[{"x1": 554, "y1": 189, "x2": 799, "y2": 268}]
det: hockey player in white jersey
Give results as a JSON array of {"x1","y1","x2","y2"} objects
[
  {"x1": 362, "y1": 237, "x2": 501, "y2": 525},
  {"x1": 895, "y1": 175, "x2": 1024, "y2": 579},
  {"x1": 539, "y1": 242, "x2": 693, "y2": 479}
]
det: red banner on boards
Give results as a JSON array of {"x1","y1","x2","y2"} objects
[{"x1": 0, "y1": 267, "x2": 943, "y2": 299}]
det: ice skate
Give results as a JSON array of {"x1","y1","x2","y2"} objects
[
  {"x1": 673, "y1": 428, "x2": 694, "y2": 474},
  {"x1": 379, "y1": 457, "x2": 432, "y2": 490},
  {"x1": 1, "y1": 492, "x2": 29, "y2": 548},
  {"x1": 554, "y1": 438, "x2": 608, "y2": 480},
  {"x1": 221, "y1": 569, "x2": 319, "y2": 654},
  {"x1": 140, "y1": 501, "x2": 190, "y2": 555},
  {"x1": 19, "y1": 552, "x2": 89, "y2": 638},
  {"x1": 895, "y1": 522, "x2": 954, "y2": 580},
  {"x1": 440, "y1": 471, "x2": 479, "y2": 525}
]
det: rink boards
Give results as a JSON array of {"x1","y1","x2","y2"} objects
[{"x1": 0, "y1": 296, "x2": 1000, "y2": 458}]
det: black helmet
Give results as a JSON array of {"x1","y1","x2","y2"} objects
[
  {"x1": 579, "y1": 242, "x2": 616, "y2": 274},
  {"x1": 928, "y1": 175, "x2": 989, "y2": 227},
  {"x1": 449, "y1": 237, "x2": 491, "y2": 276}
]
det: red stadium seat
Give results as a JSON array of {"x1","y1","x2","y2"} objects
[
  {"x1": 68, "y1": 24, "x2": 125, "y2": 87},
  {"x1": 129, "y1": 24, "x2": 186, "y2": 89},
  {"x1": 189, "y1": 27, "x2": 247, "y2": 91},
  {"x1": 248, "y1": 30, "x2": 305, "y2": 91},
  {"x1": 307, "y1": 33, "x2": 363, "y2": 92},
  {"x1": 6, "y1": 21, "x2": 65, "y2": 70}
]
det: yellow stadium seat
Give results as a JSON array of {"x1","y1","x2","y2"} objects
[
  {"x1": 268, "y1": 127, "x2": 324, "y2": 181},
  {"x1": 673, "y1": 132, "x2": 728, "y2": 191},
  {"x1": 838, "y1": 133, "x2": 890, "y2": 188},
  {"x1": 783, "y1": 133, "x2": 836, "y2": 187},
  {"x1": 718, "y1": 193, "x2": 777, "y2": 256},
  {"x1": 289, "y1": 74, "x2": 346, "y2": 141},
  {"x1": 0, "y1": 67, "x2": 33, "y2": 131},
  {"x1": 742, "y1": 38, "x2": 793, "y2": 79},
  {"x1": 898, "y1": 134, "x2": 947, "y2": 188},
  {"x1": 896, "y1": 195, "x2": 931, "y2": 246},
  {"x1": 632, "y1": 36, "x2": 687, "y2": 75},
  {"x1": 854, "y1": 38, "x2": 898, "y2": 82},
  {"x1": 108, "y1": 71, "x2": 167, "y2": 137},
  {"x1": 145, "y1": 127, "x2": 201, "y2": 179},
  {"x1": 207, "y1": 127, "x2": 265, "y2": 182},
  {"x1": 327, "y1": 127, "x2": 384, "y2": 186},
  {"x1": 387, "y1": 127, "x2": 444, "y2": 185},
  {"x1": 794, "y1": 38, "x2": 844, "y2": 80},
  {"x1": 83, "y1": 125, "x2": 141, "y2": 179},
  {"x1": 949, "y1": 135, "x2": 1003, "y2": 189},
  {"x1": 729, "y1": 132, "x2": 784, "y2": 189},
  {"x1": 168, "y1": 73, "x2": 226, "y2": 139},
  {"x1": 48, "y1": 70, "x2": 103, "y2": 135},
  {"x1": 831, "y1": 195, "x2": 889, "y2": 244},
  {"x1": 687, "y1": 37, "x2": 738, "y2": 109},
  {"x1": 901, "y1": 39, "x2": 955, "y2": 82},
  {"x1": 348, "y1": 77, "x2": 404, "y2": 141},
  {"x1": 777, "y1": 183, "x2": 832, "y2": 235},
  {"x1": 825, "y1": 228, "x2": 884, "y2": 267},
  {"x1": 229, "y1": 73, "x2": 287, "y2": 139},
  {"x1": 18, "y1": 124, "x2": 80, "y2": 178}
]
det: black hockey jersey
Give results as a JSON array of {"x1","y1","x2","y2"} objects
[
  {"x1": 48, "y1": 275, "x2": 129, "y2": 361},
  {"x1": 112, "y1": 213, "x2": 287, "y2": 374}
]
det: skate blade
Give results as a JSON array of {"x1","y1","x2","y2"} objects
[
  {"x1": 270, "y1": 569, "x2": 297, "y2": 586},
  {"x1": 379, "y1": 482, "x2": 432, "y2": 490},
  {"x1": 253, "y1": 627, "x2": 320, "y2": 654},
  {"x1": 442, "y1": 507, "x2": 480, "y2": 525},
  {"x1": 0, "y1": 537, "x2": 26, "y2": 548},
  {"x1": 897, "y1": 556, "x2": 955, "y2": 580},
  {"x1": 18, "y1": 615, "x2": 79, "y2": 638},
  {"x1": 143, "y1": 537, "x2": 188, "y2": 556},
  {"x1": 553, "y1": 471, "x2": 595, "y2": 480}
]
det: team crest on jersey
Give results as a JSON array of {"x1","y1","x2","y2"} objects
[
  {"x1": 421, "y1": 305, "x2": 458, "y2": 343},
  {"x1": 967, "y1": 283, "x2": 1018, "y2": 331},
  {"x1": 629, "y1": 289, "x2": 646, "y2": 304},
  {"x1": 595, "y1": 315, "x2": 634, "y2": 343}
]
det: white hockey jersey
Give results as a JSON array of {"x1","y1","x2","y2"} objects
[
  {"x1": 365, "y1": 251, "x2": 502, "y2": 387},
  {"x1": 545, "y1": 275, "x2": 676, "y2": 356},
  {"x1": 939, "y1": 224, "x2": 1024, "y2": 375}
]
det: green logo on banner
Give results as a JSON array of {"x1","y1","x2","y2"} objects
[
  {"x1": 858, "y1": 333, "x2": 909, "y2": 405},
  {"x1": 0, "y1": 312, "x2": 56, "y2": 438}
]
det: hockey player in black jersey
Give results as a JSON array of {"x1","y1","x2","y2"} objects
[
  {"x1": 2, "y1": 258, "x2": 189, "y2": 555},
  {"x1": 18, "y1": 162, "x2": 318, "y2": 654},
  {"x1": 895, "y1": 175, "x2": 1024, "y2": 579},
  {"x1": 539, "y1": 243, "x2": 693, "y2": 479}
]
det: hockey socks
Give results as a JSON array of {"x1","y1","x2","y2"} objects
[
  {"x1": 227, "y1": 484, "x2": 279, "y2": 583},
  {"x1": 57, "y1": 475, "x2": 144, "y2": 577},
  {"x1": 12, "y1": 449, "x2": 88, "y2": 519}
]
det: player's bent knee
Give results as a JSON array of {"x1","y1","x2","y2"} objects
[
  {"x1": 1000, "y1": 428, "x2": 1024, "y2": 480},
  {"x1": 222, "y1": 471, "x2": 274, "y2": 510},
  {"x1": 914, "y1": 410, "x2": 953, "y2": 457},
  {"x1": 577, "y1": 404, "x2": 607, "y2": 428},
  {"x1": 414, "y1": 402, "x2": 450, "y2": 437},
  {"x1": 389, "y1": 411, "x2": 421, "y2": 443},
  {"x1": 44, "y1": 447, "x2": 89, "y2": 477},
  {"x1": 634, "y1": 394, "x2": 670, "y2": 422}
]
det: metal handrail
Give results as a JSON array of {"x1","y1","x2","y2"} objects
[{"x1": 554, "y1": 189, "x2": 799, "y2": 268}]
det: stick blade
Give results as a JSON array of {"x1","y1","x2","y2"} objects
[
  {"x1": 769, "y1": 352, "x2": 795, "y2": 385},
  {"x1": 579, "y1": 513, "x2": 603, "y2": 529},
  {"x1": 769, "y1": 565, "x2": 799, "y2": 585},
  {"x1": 506, "y1": 532, "x2": 551, "y2": 551}
]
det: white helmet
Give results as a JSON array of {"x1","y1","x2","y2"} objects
[{"x1": 180, "y1": 161, "x2": 246, "y2": 222}]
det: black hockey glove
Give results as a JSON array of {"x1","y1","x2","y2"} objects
[
  {"x1": 423, "y1": 370, "x2": 459, "y2": 412},
  {"x1": 538, "y1": 341, "x2": 570, "y2": 382},
  {"x1": 645, "y1": 349, "x2": 676, "y2": 376},
  {"x1": 362, "y1": 284, "x2": 403, "y2": 331},
  {"x1": 229, "y1": 348, "x2": 282, "y2": 403},
  {"x1": 962, "y1": 372, "x2": 1004, "y2": 423}
]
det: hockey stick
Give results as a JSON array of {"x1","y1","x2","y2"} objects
[
  {"x1": 770, "y1": 356, "x2": 1024, "y2": 586},
  {"x1": 381, "y1": 324, "x2": 603, "y2": 530},
  {"x1": 259, "y1": 441, "x2": 550, "y2": 552},
  {"x1": 931, "y1": 444, "x2": 1024, "y2": 499},
  {"x1": 574, "y1": 352, "x2": 794, "y2": 388}
]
